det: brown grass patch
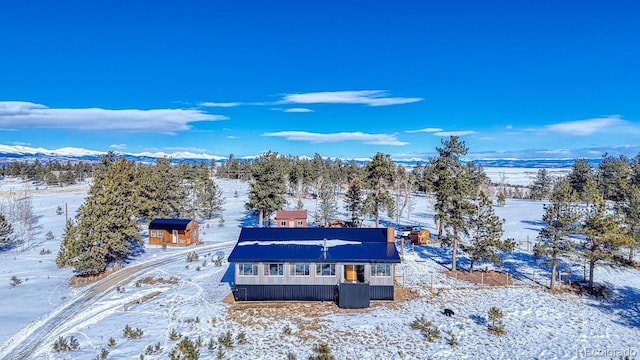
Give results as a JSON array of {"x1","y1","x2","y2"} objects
[
  {"x1": 124, "y1": 291, "x2": 163, "y2": 310},
  {"x1": 445, "y1": 269, "x2": 512, "y2": 286},
  {"x1": 68, "y1": 264, "x2": 124, "y2": 287},
  {"x1": 136, "y1": 276, "x2": 179, "y2": 286}
]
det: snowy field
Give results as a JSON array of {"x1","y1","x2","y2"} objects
[{"x1": 0, "y1": 172, "x2": 639, "y2": 360}]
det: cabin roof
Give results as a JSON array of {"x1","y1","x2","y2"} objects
[
  {"x1": 148, "y1": 218, "x2": 194, "y2": 231},
  {"x1": 228, "y1": 227, "x2": 401, "y2": 263},
  {"x1": 275, "y1": 210, "x2": 308, "y2": 219}
]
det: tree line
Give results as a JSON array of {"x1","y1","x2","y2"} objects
[
  {"x1": 55, "y1": 153, "x2": 224, "y2": 275},
  {"x1": 2, "y1": 140, "x2": 640, "y2": 283}
]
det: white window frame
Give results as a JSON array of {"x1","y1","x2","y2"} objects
[
  {"x1": 264, "y1": 263, "x2": 284, "y2": 276},
  {"x1": 371, "y1": 264, "x2": 391, "y2": 277},
  {"x1": 315, "y1": 263, "x2": 336, "y2": 277},
  {"x1": 238, "y1": 263, "x2": 257, "y2": 276},
  {"x1": 290, "y1": 263, "x2": 310, "y2": 277}
]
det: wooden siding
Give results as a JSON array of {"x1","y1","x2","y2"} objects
[{"x1": 148, "y1": 220, "x2": 199, "y2": 246}]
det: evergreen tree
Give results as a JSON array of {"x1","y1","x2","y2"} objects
[
  {"x1": 465, "y1": 191, "x2": 514, "y2": 271},
  {"x1": 534, "y1": 179, "x2": 581, "y2": 289},
  {"x1": 496, "y1": 191, "x2": 506, "y2": 207},
  {"x1": 135, "y1": 158, "x2": 184, "y2": 221},
  {"x1": 580, "y1": 194, "x2": 633, "y2": 291},
  {"x1": 56, "y1": 155, "x2": 142, "y2": 275},
  {"x1": 316, "y1": 181, "x2": 338, "y2": 227},
  {"x1": 530, "y1": 169, "x2": 553, "y2": 200},
  {"x1": 245, "y1": 151, "x2": 287, "y2": 227},
  {"x1": 195, "y1": 165, "x2": 225, "y2": 220},
  {"x1": 344, "y1": 174, "x2": 364, "y2": 226},
  {"x1": 616, "y1": 184, "x2": 640, "y2": 262},
  {"x1": 596, "y1": 155, "x2": 630, "y2": 201},
  {"x1": 362, "y1": 152, "x2": 395, "y2": 227},
  {"x1": 432, "y1": 136, "x2": 475, "y2": 271},
  {"x1": 0, "y1": 213, "x2": 14, "y2": 246},
  {"x1": 567, "y1": 158, "x2": 595, "y2": 202}
]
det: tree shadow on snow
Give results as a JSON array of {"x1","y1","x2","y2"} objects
[
  {"x1": 469, "y1": 314, "x2": 487, "y2": 325},
  {"x1": 500, "y1": 251, "x2": 550, "y2": 286},
  {"x1": 588, "y1": 284, "x2": 640, "y2": 328},
  {"x1": 239, "y1": 210, "x2": 259, "y2": 228}
]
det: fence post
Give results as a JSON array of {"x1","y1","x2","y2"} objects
[{"x1": 430, "y1": 273, "x2": 433, "y2": 292}]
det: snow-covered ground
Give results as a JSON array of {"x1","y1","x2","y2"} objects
[{"x1": 0, "y1": 174, "x2": 638, "y2": 360}]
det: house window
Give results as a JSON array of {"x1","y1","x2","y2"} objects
[
  {"x1": 371, "y1": 264, "x2": 391, "y2": 277},
  {"x1": 297, "y1": 220, "x2": 304, "y2": 226},
  {"x1": 290, "y1": 263, "x2": 310, "y2": 276},
  {"x1": 151, "y1": 230, "x2": 162, "y2": 238},
  {"x1": 264, "y1": 263, "x2": 284, "y2": 276},
  {"x1": 280, "y1": 221, "x2": 287, "y2": 227},
  {"x1": 238, "y1": 263, "x2": 257, "y2": 276},
  {"x1": 315, "y1": 263, "x2": 335, "y2": 276}
]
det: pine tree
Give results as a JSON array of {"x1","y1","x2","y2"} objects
[
  {"x1": 465, "y1": 191, "x2": 514, "y2": 271},
  {"x1": 362, "y1": 152, "x2": 395, "y2": 227},
  {"x1": 245, "y1": 151, "x2": 287, "y2": 227},
  {"x1": 56, "y1": 155, "x2": 142, "y2": 275},
  {"x1": 432, "y1": 136, "x2": 475, "y2": 271},
  {"x1": 597, "y1": 155, "x2": 631, "y2": 201},
  {"x1": 195, "y1": 165, "x2": 224, "y2": 220},
  {"x1": 567, "y1": 158, "x2": 595, "y2": 202},
  {"x1": 580, "y1": 194, "x2": 633, "y2": 292},
  {"x1": 534, "y1": 179, "x2": 581, "y2": 289},
  {"x1": 0, "y1": 213, "x2": 14, "y2": 246},
  {"x1": 617, "y1": 184, "x2": 640, "y2": 262},
  {"x1": 344, "y1": 174, "x2": 364, "y2": 226},
  {"x1": 316, "y1": 181, "x2": 338, "y2": 227},
  {"x1": 530, "y1": 169, "x2": 554, "y2": 200}
]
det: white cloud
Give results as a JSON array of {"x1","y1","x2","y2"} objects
[
  {"x1": 0, "y1": 101, "x2": 227, "y2": 134},
  {"x1": 545, "y1": 115, "x2": 624, "y2": 136},
  {"x1": 226, "y1": 135, "x2": 239, "y2": 139},
  {"x1": 199, "y1": 102, "x2": 240, "y2": 107},
  {"x1": 405, "y1": 127, "x2": 443, "y2": 133},
  {"x1": 280, "y1": 90, "x2": 422, "y2": 107},
  {"x1": 110, "y1": 144, "x2": 127, "y2": 150},
  {"x1": 433, "y1": 130, "x2": 476, "y2": 136},
  {"x1": 284, "y1": 108, "x2": 315, "y2": 113},
  {"x1": 263, "y1": 131, "x2": 407, "y2": 145}
]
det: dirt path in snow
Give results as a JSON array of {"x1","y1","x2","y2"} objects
[{"x1": 0, "y1": 242, "x2": 233, "y2": 360}]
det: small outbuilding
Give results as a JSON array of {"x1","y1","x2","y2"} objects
[
  {"x1": 227, "y1": 226, "x2": 401, "y2": 308},
  {"x1": 148, "y1": 218, "x2": 200, "y2": 246},
  {"x1": 274, "y1": 210, "x2": 308, "y2": 228}
]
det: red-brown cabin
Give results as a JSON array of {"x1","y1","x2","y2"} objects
[
  {"x1": 148, "y1": 218, "x2": 200, "y2": 246},
  {"x1": 275, "y1": 210, "x2": 308, "y2": 228}
]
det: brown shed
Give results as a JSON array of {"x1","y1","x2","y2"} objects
[
  {"x1": 148, "y1": 218, "x2": 200, "y2": 246},
  {"x1": 275, "y1": 210, "x2": 308, "y2": 228}
]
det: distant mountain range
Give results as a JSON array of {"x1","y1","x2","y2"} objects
[{"x1": 0, "y1": 144, "x2": 599, "y2": 169}]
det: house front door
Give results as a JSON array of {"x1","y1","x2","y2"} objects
[{"x1": 172, "y1": 230, "x2": 178, "y2": 244}]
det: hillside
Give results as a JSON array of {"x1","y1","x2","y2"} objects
[{"x1": 0, "y1": 177, "x2": 638, "y2": 359}]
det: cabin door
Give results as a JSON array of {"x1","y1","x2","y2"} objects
[{"x1": 172, "y1": 230, "x2": 178, "y2": 244}]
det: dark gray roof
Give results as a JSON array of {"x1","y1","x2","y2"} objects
[{"x1": 148, "y1": 218, "x2": 193, "y2": 231}]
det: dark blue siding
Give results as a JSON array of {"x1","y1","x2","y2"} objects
[
  {"x1": 232, "y1": 285, "x2": 336, "y2": 302},
  {"x1": 338, "y1": 283, "x2": 370, "y2": 308},
  {"x1": 370, "y1": 285, "x2": 394, "y2": 300}
]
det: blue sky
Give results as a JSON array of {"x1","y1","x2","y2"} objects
[{"x1": 1, "y1": 1, "x2": 639, "y2": 161}]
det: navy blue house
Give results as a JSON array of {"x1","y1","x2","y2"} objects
[{"x1": 227, "y1": 226, "x2": 401, "y2": 308}]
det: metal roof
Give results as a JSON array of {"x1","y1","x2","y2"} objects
[
  {"x1": 148, "y1": 218, "x2": 194, "y2": 231},
  {"x1": 228, "y1": 227, "x2": 401, "y2": 263}
]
